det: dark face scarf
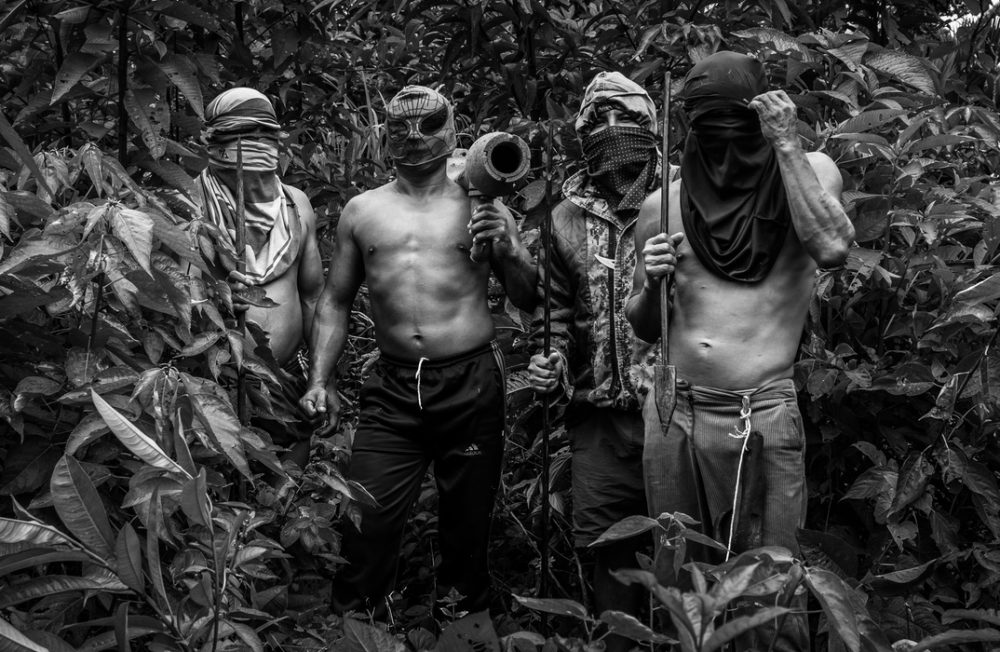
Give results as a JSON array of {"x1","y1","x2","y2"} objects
[
  {"x1": 581, "y1": 126, "x2": 658, "y2": 220},
  {"x1": 680, "y1": 51, "x2": 791, "y2": 283}
]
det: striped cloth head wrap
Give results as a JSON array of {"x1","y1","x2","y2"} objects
[{"x1": 197, "y1": 88, "x2": 300, "y2": 285}]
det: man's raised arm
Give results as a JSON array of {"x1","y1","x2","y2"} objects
[
  {"x1": 300, "y1": 200, "x2": 364, "y2": 434},
  {"x1": 750, "y1": 90, "x2": 854, "y2": 268}
]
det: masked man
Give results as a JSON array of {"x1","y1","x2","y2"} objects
[
  {"x1": 526, "y1": 72, "x2": 666, "y2": 649},
  {"x1": 626, "y1": 51, "x2": 854, "y2": 649},
  {"x1": 299, "y1": 86, "x2": 535, "y2": 616},
  {"x1": 198, "y1": 87, "x2": 323, "y2": 466}
]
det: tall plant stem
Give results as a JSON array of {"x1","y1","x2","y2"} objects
[{"x1": 116, "y1": 1, "x2": 130, "y2": 164}]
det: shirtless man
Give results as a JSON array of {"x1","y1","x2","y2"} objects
[
  {"x1": 298, "y1": 86, "x2": 535, "y2": 616},
  {"x1": 625, "y1": 52, "x2": 854, "y2": 649},
  {"x1": 197, "y1": 88, "x2": 322, "y2": 463}
]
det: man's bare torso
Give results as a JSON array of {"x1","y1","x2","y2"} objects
[
  {"x1": 244, "y1": 188, "x2": 315, "y2": 365},
  {"x1": 346, "y1": 180, "x2": 495, "y2": 360},
  {"x1": 664, "y1": 178, "x2": 817, "y2": 390}
]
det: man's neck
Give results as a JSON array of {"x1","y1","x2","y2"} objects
[{"x1": 394, "y1": 159, "x2": 450, "y2": 198}]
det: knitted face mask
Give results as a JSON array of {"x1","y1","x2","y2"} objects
[{"x1": 385, "y1": 86, "x2": 457, "y2": 166}]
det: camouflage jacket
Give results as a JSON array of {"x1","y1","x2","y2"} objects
[{"x1": 530, "y1": 170, "x2": 661, "y2": 413}]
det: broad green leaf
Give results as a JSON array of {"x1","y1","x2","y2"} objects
[
  {"x1": 148, "y1": 0, "x2": 220, "y2": 31},
  {"x1": 111, "y1": 208, "x2": 154, "y2": 277},
  {"x1": 178, "y1": 330, "x2": 222, "y2": 357},
  {"x1": 732, "y1": 27, "x2": 807, "y2": 56},
  {"x1": 942, "y1": 609, "x2": 1000, "y2": 627},
  {"x1": 954, "y1": 272, "x2": 1000, "y2": 305},
  {"x1": 182, "y1": 383, "x2": 250, "y2": 479},
  {"x1": 0, "y1": 195, "x2": 13, "y2": 240},
  {"x1": 0, "y1": 615, "x2": 48, "y2": 652},
  {"x1": 907, "y1": 134, "x2": 976, "y2": 153},
  {"x1": 66, "y1": 412, "x2": 111, "y2": 455},
  {"x1": 172, "y1": 420, "x2": 197, "y2": 477},
  {"x1": 709, "y1": 561, "x2": 762, "y2": 610},
  {"x1": 124, "y1": 90, "x2": 165, "y2": 159},
  {"x1": 0, "y1": 549, "x2": 91, "y2": 577},
  {"x1": 145, "y1": 488, "x2": 169, "y2": 606},
  {"x1": 50, "y1": 454, "x2": 115, "y2": 558},
  {"x1": 835, "y1": 109, "x2": 908, "y2": 134},
  {"x1": 14, "y1": 375, "x2": 61, "y2": 398},
  {"x1": 703, "y1": 607, "x2": 791, "y2": 651},
  {"x1": 866, "y1": 559, "x2": 935, "y2": 593},
  {"x1": 599, "y1": 610, "x2": 672, "y2": 644},
  {"x1": 804, "y1": 569, "x2": 861, "y2": 652},
  {"x1": 75, "y1": 626, "x2": 165, "y2": 652},
  {"x1": 20, "y1": 630, "x2": 76, "y2": 652},
  {"x1": 339, "y1": 618, "x2": 406, "y2": 652},
  {"x1": 0, "y1": 517, "x2": 75, "y2": 548},
  {"x1": 0, "y1": 574, "x2": 130, "y2": 609},
  {"x1": 512, "y1": 595, "x2": 590, "y2": 621},
  {"x1": 91, "y1": 390, "x2": 192, "y2": 478},
  {"x1": 0, "y1": 108, "x2": 55, "y2": 199},
  {"x1": 910, "y1": 629, "x2": 1000, "y2": 651},
  {"x1": 435, "y1": 610, "x2": 499, "y2": 652},
  {"x1": 179, "y1": 468, "x2": 212, "y2": 528},
  {"x1": 887, "y1": 452, "x2": 933, "y2": 518},
  {"x1": 589, "y1": 515, "x2": 660, "y2": 547},
  {"x1": 114, "y1": 523, "x2": 144, "y2": 594},
  {"x1": 230, "y1": 622, "x2": 264, "y2": 652},
  {"x1": 865, "y1": 49, "x2": 936, "y2": 94},
  {"x1": 825, "y1": 38, "x2": 870, "y2": 70},
  {"x1": 50, "y1": 53, "x2": 100, "y2": 104},
  {"x1": 0, "y1": 437, "x2": 60, "y2": 495},
  {"x1": 156, "y1": 54, "x2": 204, "y2": 119}
]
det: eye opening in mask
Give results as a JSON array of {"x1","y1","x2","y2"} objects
[
  {"x1": 419, "y1": 106, "x2": 449, "y2": 134},
  {"x1": 387, "y1": 118, "x2": 410, "y2": 140}
]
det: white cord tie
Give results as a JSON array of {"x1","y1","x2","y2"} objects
[
  {"x1": 726, "y1": 394, "x2": 753, "y2": 560},
  {"x1": 415, "y1": 357, "x2": 430, "y2": 410}
]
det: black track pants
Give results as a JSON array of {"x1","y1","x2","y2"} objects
[{"x1": 331, "y1": 341, "x2": 506, "y2": 615}]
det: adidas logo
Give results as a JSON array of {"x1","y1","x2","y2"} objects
[{"x1": 462, "y1": 443, "x2": 483, "y2": 456}]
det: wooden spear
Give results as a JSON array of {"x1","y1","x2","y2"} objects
[
  {"x1": 539, "y1": 121, "x2": 555, "y2": 610},
  {"x1": 235, "y1": 137, "x2": 249, "y2": 427},
  {"x1": 655, "y1": 74, "x2": 676, "y2": 424}
]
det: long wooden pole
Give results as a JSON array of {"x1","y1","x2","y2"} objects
[
  {"x1": 659, "y1": 73, "x2": 671, "y2": 363},
  {"x1": 235, "y1": 137, "x2": 249, "y2": 426},
  {"x1": 539, "y1": 122, "x2": 554, "y2": 612}
]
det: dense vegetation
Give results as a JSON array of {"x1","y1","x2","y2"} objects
[{"x1": 1, "y1": 0, "x2": 1000, "y2": 650}]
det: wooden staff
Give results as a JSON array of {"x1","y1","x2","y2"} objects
[
  {"x1": 654, "y1": 73, "x2": 677, "y2": 427},
  {"x1": 539, "y1": 121, "x2": 555, "y2": 607},
  {"x1": 235, "y1": 137, "x2": 249, "y2": 427}
]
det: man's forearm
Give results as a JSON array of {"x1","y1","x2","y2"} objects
[
  {"x1": 774, "y1": 141, "x2": 854, "y2": 267},
  {"x1": 306, "y1": 295, "x2": 350, "y2": 388},
  {"x1": 300, "y1": 296, "x2": 319, "y2": 345},
  {"x1": 495, "y1": 245, "x2": 538, "y2": 313},
  {"x1": 625, "y1": 283, "x2": 663, "y2": 344}
]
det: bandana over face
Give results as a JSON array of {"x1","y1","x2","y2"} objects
[
  {"x1": 576, "y1": 72, "x2": 658, "y2": 220},
  {"x1": 679, "y1": 51, "x2": 791, "y2": 283},
  {"x1": 385, "y1": 86, "x2": 457, "y2": 166},
  {"x1": 198, "y1": 87, "x2": 301, "y2": 285}
]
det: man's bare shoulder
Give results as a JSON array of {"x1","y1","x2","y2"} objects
[{"x1": 284, "y1": 185, "x2": 316, "y2": 225}]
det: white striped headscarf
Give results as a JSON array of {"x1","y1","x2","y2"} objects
[{"x1": 197, "y1": 88, "x2": 300, "y2": 285}]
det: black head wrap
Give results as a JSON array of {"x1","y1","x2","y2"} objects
[{"x1": 680, "y1": 51, "x2": 791, "y2": 283}]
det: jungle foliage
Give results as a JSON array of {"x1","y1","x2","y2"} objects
[{"x1": 1, "y1": 0, "x2": 1000, "y2": 650}]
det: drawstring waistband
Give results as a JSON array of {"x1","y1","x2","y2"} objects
[
  {"x1": 726, "y1": 394, "x2": 752, "y2": 560},
  {"x1": 416, "y1": 357, "x2": 429, "y2": 410}
]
